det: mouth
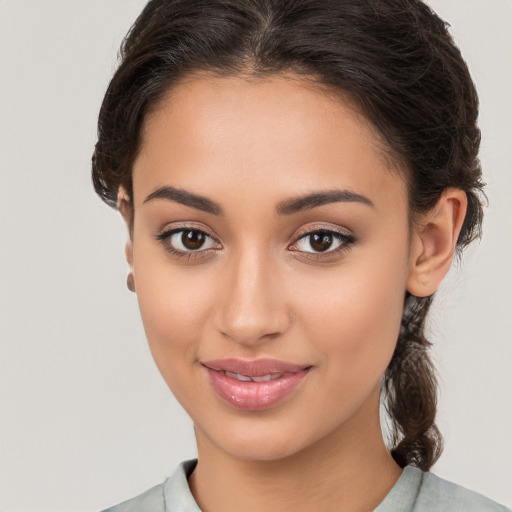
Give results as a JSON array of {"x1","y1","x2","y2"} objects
[
  {"x1": 219, "y1": 371, "x2": 285, "y2": 383},
  {"x1": 201, "y1": 358, "x2": 312, "y2": 411}
]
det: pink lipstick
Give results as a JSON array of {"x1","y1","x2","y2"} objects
[{"x1": 202, "y1": 358, "x2": 311, "y2": 411}]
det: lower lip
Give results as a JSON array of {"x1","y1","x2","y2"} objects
[{"x1": 204, "y1": 367, "x2": 310, "y2": 411}]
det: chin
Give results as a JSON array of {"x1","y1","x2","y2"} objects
[
  {"x1": 195, "y1": 415, "x2": 325, "y2": 463},
  {"x1": 221, "y1": 438, "x2": 303, "y2": 462}
]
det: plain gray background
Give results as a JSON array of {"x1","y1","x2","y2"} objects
[{"x1": 0, "y1": 1, "x2": 511, "y2": 510}]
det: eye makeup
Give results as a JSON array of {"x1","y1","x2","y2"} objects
[
  {"x1": 154, "y1": 221, "x2": 357, "y2": 263},
  {"x1": 154, "y1": 224, "x2": 222, "y2": 260},
  {"x1": 288, "y1": 225, "x2": 357, "y2": 262}
]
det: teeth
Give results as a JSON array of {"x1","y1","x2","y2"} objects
[
  {"x1": 225, "y1": 371, "x2": 252, "y2": 382},
  {"x1": 251, "y1": 373, "x2": 283, "y2": 382},
  {"x1": 223, "y1": 371, "x2": 284, "y2": 382}
]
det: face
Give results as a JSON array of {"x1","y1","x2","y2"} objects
[{"x1": 128, "y1": 74, "x2": 412, "y2": 461}]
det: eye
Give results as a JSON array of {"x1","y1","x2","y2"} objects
[
  {"x1": 156, "y1": 227, "x2": 221, "y2": 256},
  {"x1": 290, "y1": 229, "x2": 355, "y2": 254},
  {"x1": 170, "y1": 229, "x2": 216, "y2": 251}
]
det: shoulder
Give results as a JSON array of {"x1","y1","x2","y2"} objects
[
  {"x1": 100, "y1": 483, "x2": 164, "y2": 512},
  {"x1": 415, "y1": 469, "x2": 511, "y2": 512},
  {"x1": 377, "y1": 466, "x2": 510, "y2": 512},
  {"x1": 99, "y1": 459, "x2": 199, "y2": 512}
]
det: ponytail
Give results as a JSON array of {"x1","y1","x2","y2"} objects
[{"x1": 383, "y1": 294, "x2": 443, "y2": 471}]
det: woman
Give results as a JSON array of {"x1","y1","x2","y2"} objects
[{"x1": 92, "y1": 0, "x2": 509, "y2": 510}]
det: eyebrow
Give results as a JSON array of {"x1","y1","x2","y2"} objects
[
  {"x1": 143, "y1": 185, "x2": 374, "y2": 216},
  {"x1": 143, "y1": 185, "x2": 223, "y2": 215},
  {"x1": 276, "y1": 189, "x2": 374, "y2": 215}
]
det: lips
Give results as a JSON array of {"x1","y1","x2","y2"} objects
[{"x1": 202, "y1": 358, "x2": 311, "y2": 411}]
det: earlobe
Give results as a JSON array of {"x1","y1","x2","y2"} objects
[{"x1": 407, "y1": 188, "x2": 468, "y2": 297}]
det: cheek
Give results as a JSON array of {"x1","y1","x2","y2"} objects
[
  {"x1": 293, "y1": 246, "x2": 408, "y2": 380},
  {"x1": 134, "y1": 269, "x2": 220, "y2": 414},
  {"x1": 133, "y1": 247, "x2": 216, "y2": 378}
]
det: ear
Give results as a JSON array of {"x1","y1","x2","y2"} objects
[
  {"x1": 117, "y1": 187, "x2": 134, "y2": 271},
  {"x1": 407, "y1": 188, "x2": 468, "y2": 297}
]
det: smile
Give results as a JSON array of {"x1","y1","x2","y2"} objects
[
  {"x1": 223, "y1": 371, "x2": 284, "y2": 382},
  {"x1": 202, "y1": 358, "x2": 311, "y2": 411}
]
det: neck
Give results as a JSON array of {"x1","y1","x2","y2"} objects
[{"x1": 188, "y1": 388, "x2": 403, "y2": 512}]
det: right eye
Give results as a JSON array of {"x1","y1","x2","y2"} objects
[{"x1": 156, "y1": 228, "x2": 221, "y2": 257}]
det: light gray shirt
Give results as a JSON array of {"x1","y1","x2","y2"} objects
[{"x1": 101, "y1": 459, "x2": 510, "y2": 512}]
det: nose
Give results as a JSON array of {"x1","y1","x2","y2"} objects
[{"x1": 213, "y1": 247, "x2": 291, "y2": 346}]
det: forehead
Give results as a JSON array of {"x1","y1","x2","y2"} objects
[{"x1": 133, "y1": 73, "x2": 407, "y2": 211}]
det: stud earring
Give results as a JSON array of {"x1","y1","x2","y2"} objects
[{"x1": 127, "y1": 273, "x2": 135, "y2": 292}]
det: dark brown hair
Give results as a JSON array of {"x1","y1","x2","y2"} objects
[{"x1": 92, "y1": 0, "x2": 484, "y2": 471}]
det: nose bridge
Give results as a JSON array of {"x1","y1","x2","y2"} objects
[{"x1": 215, "y1": 242, "x2": 289, "y2": 344}]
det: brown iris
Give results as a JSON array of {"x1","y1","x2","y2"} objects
[
  {"x1": 182, "y1": 230, "x2": 206, "y2": 250},
  {"x1": 309, "y1": 231, "x2": 334, "y2": 252}
]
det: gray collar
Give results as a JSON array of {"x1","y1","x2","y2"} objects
[{"x1": 163, "y1": 460, "x2": 423, "y2": 512}]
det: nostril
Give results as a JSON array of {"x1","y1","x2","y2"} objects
[{"x1": 218, "y1": 327, "x2": 285, "y2": 345}]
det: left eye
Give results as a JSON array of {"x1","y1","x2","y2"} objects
[
  {"x1": 166, "y1": 229, "x2": 219, "y2": 252},
  {"x1": 293, "y1": 230, "x2": 351, "y2": 253}
]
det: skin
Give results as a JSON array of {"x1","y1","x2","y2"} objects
[{"x1": 119, "y1": 73, "x2": 467, "y2": 512}]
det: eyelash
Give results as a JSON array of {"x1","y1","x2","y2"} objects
[
  {"x1": 290, "y1": 228, "x2": 356, "y2": 259},
  {"x1": 155, "y1": 226, "x2": 356, "y2": 261},
  {"x1": 155, "y1": 226, "x2": 221, "y2": 260}
]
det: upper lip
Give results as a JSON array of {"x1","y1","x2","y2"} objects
[{"x1": 202, "y1": 358, "x2": 310, "y2": 377}]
